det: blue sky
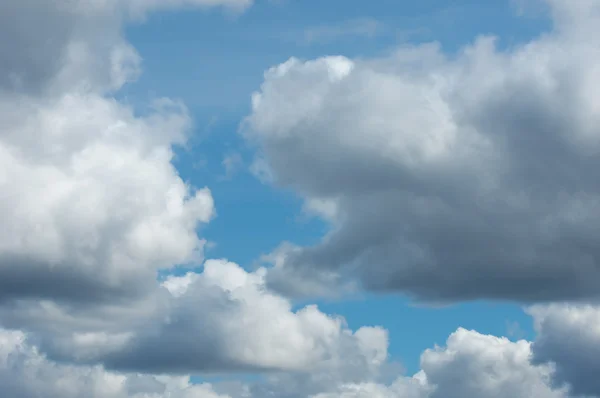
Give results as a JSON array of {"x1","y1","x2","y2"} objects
[
  {"x1": 123, "y1": 0, "x2": 550, "y2": 115},
  {"x1": 120, "y1": 0, "x2": 551, "y2": 376}
]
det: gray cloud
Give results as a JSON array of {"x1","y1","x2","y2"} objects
[
  {"x1": 0, "y1": 328, "x2": 229, "y2": 398},
  {"x1": 0, "y1": 324, "x2": 570, "y2": 398},
  {"x1": 0, "y1": 260, "x2": 387, "y2": 377},
  {"x1": 530, "y1": 304, "x2": 600, "y2": 397},
  {"x1": 0, "y1": 0, "x2": 384, "y2": 381},
  {"x1": 0, "y1": 0, "x2": 217, "y2": 309},
  {"x1": 244, "y1": 0, "x2": 600, "y2": 303},
  {"x1": 2, "y1": 0, "x2": 598, "y2": 396},
  {"x1": 0, "y1": 0, "x2": 75, "y2": 93}
]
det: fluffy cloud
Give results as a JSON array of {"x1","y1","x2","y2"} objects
[
  {"x1": 0, "y1": 0, "x2": 380, "y2": 381},
  {"x1": 0, "y1": 0, "x2": 269, "y2": 308},
  {"x1": 421, "y1": 328, "x2": 564, "y2": 398},
  {"x1": 311, "y1": 328, "x2": 566, "y2": 398},
  {"x1": 0, "y1": 92, "x2": 213, "y2": 306},
  {"x1": 100, "y1": 260, "x2": 389, "y2": 375},
  {"x1": 0, "y1": 0, "x2": 388, "y2": 380},
  {"x1": 0, "y1": 260, "x2": 387, "y2": 377},
  {"x1": 530, "y1": 304, "x2": 600, "y2": 397},
  {"x1": 0, "y1": 326, "x2": 568, "y2": 398},
  {"x1": 0, "y1": 329, "x2": 230, "y2": 398},
  {"x1": 3, "y1": 0, "x2": 596, "y2": 396},
  {"x1": 244, "y1": 0, "x2": 600, "y2": 302}
]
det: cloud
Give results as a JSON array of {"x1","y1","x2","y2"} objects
[
  {"x1": 244, "y1": 0, "x2": 600, "y2": 303},
  {"x1": 421, "y1": 328, "x2": 564, "y2": 398},
  {"x1": 0, "y1": 329, "x2": 230, "y2": 398},
  {"x1": 221, "y1": 152, "x2": 244, "y2": 180},
  {"x1": 0, "y1": 0, "x2": 383, "y2": 381},
  {"x1": 0, "y1": 0, "x2": 251, "y2": 94},
  {"x1": 2, "y1": 0, "x2": 596, "y2": 397},
  {"x1": 127, "y1": 0, "x2": 254, "y2": 16},
  {"x1": 0, "y1": 260, "x2": 387, "y2": 376},
  {"x1": 301, "y1": 18, "x2": 385, "y2": 45},
  {"x1": 529, "y1": 304, "x2": 600, "y2": 397},
  {"x1": 0, "y1": 0, "x2": 269, "y2": 309},
  {"x1": 103, "y1": 260, "x2": 390, "y2": 375},
  {"x1": 0, "y1": 324, "x2": 570, "y2": 398},
  {"x1": 310, "y1": 328, "x2": 566, "y2": 398},
  {"x1": 0, "y1": 92, "x2": 213, "y2": 306},
  {"x1": 0, "y1": 0, "x2": 399, "y2": 387}
]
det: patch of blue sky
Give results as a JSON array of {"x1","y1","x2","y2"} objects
[{"x1": 315, "y1": 295, "x2": 535, "y2": 375}]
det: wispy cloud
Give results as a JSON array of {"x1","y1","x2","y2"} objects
[
  {"x1": 220, "y1": 152, "x2": 244, "y2": 180},
  {"x1": 301, "y1": 18, "x2": 386, "y2": 45}
]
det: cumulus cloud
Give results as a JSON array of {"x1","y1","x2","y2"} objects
[
  {"x1": 0, "y1": 0, "x2": 268, "y2": 308},
  {"x1": 0, "y1": 325, "x2": 570, "y2": 398},
  {"x1": 127, "y1": 0, "x2": 253, "y2": 16},
  {"x1": 0, "y1": 0, "x2": 391, "y2": 384},
  {"x1": 0, "y1": 0, "x2": 401, "y2": 387},
  {"x1": 244, "y1": 0, "x2": 600, "y2": 302},
  {"x1": 0, "y1": 260, "x2": 387, "y2": 377},
  {"x1": 0, "y1": 0, "x2": 379, "y2": 382},
  {"x1": 530, "y1": 304, "x2": 600, "y2": 397},
  {"x1": 421, "y1": 328, "x2": 565, "y2": 398},
  {"x1": 100, "y1": 260, "x2": 389, "y2": 375},
  {"x1": 0, "y1": 92, "x2": 214, "y2": 305},
  {"x1": 3, "y1": 0, "x2": 597, "y2": 396},
  {"x1": 0, "y1": 329, "x2": 230, "y2": 398},
  {"x1": 311, "y1": 328, "x2": 566, "y2": 398}
]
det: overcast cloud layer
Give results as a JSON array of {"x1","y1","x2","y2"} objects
[
  {"x1": 2, "y1": 0, "x2": 600, "y2": 397},
  {"x1": 246, "y1": 0, "x2": 600, "y2": 303}
]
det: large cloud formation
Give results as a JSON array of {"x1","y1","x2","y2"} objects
[
  {"x1": 1, "y1": 323, "x2": 571, "y2": 398},
  {"x1": 0, "y1": 328, "x2": 231, "y2": 398},
  {"x1": 0, "y1": 0, "x2": 389, "y2": 379},
  {"x1": 0, "y1": 0, "x2": 408, "y2": 390},
  {"x1": 313, "y1": 326, "x2": 566, "y2": 398},
  {"x1": 0, "y1": 0, "x2": 223, "y2": 306},
  {"x1": 245, "y1": 0, "x2": 600, "y2": 302},
  {"x1": 2, "y1": 0, "x2": 598, "y2": 397}
]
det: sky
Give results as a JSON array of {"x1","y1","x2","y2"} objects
[{"x1": 2, "y1": 0, "x2": 600, "y2": 398}]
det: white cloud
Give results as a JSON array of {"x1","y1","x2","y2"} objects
[
  {"x1": 1, "y1": 324, "x2": 571, "y2": 398},
  {"x1": 310, "y1": 328, "x2": 566, "y2": 398},
  {"x1": 0, "y1": 260, "x2": 387, "y2": 377},
  {"x1": 0, "y1": 0, "x2": 399, "y2": 386},
  {"x1": 244, "y1": 0, "x2": 600, "y2": 302},
  {"x1": 2, "y1": 1, "x2": 597, "y2": 397},
  {"x1": 0, "y1": 0, "x2": 376, "y2": 380},
  {"x1": 0, "y1": 0, "x2": 265, "y2": 308},
  {"x1": 0, "y1": 92, "x2": 213, "y2": 305}
]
